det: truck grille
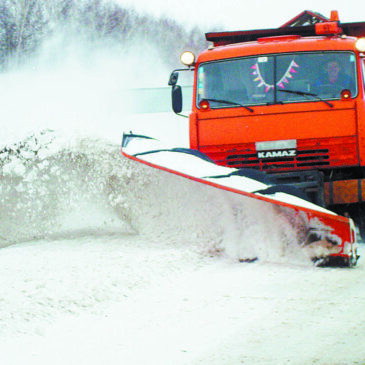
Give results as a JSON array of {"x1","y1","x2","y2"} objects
[
  {"x1": 226, "y1": 149, "x2": 330, "y2": 170},
  {"x1": 202, "y1": 137, "x2": 358, "y2": 172}
]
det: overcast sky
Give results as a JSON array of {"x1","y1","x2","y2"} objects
[{"x1": 114, "y1": 0, "x2": 365, "y2": 31}]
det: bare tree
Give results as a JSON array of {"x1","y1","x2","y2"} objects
[{"x1": 0, "y1": 0, "x2": 207, "y2": 69}]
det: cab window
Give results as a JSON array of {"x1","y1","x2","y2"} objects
[{"x1": 196, "y1": 51, "x2": 357, "y2": 109}]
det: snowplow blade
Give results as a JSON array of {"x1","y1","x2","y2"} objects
[{"x1": 121, "y1": 133, "x2": 358, "y2": 267}]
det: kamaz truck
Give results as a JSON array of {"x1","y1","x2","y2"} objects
[{"x1": 169, "y1": 10, "x2": 365, "y2": 234}]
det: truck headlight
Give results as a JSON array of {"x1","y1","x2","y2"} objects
[
  {"x1": 180, "y1": 51, "x2": 196, "y2": 67},
  {"x1": 355, "y1": 38, "x2": 365, "y2": 52}
]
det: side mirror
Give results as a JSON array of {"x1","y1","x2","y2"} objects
[
  {"x1": 168, "y1": 71, "x2": 179, "y2": 86},
  {"x1": 172, "y1": 85, "x2": 183, "y2": 114}
]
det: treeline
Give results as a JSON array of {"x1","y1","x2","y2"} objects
[{"x1": 0, "y1": 0, "x2": 208, "y2": 69}]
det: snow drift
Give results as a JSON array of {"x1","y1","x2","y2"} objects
[{"x1": 0, "y1": 129, "x2": 310, "y2": 264}]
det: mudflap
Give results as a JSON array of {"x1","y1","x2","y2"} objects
[{"x1": 121, "y1": 133, "x2": 358, "y2": 267}]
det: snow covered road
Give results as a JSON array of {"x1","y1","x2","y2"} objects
[{"x1": 0, "y1": 234, "x2": 364, "y2": 365}]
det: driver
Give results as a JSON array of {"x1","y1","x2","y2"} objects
[{"x1": 314, "y1": 58, "x2": 354, "y2": 95}]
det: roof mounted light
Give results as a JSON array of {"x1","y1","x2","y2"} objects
[
  {"x1": 315, "y1": 21, "x2": 342, "y2": 35},
  {"x1": 180, "y1": 51, "x2": 196, "y2": 67},
  {"x1": 330, "y1": 10, "x2": 339, "y2": 22},
  {"x1": 315, "y1": 10, "x2": 342, "y2": 36},
  {"x1": 355, "y1": 38, "x2": 365, "y2": 52}
]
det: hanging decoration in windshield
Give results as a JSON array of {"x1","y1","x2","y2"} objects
[{"x1": 251, "y1": 59, "x2": 299, "y2": 93}]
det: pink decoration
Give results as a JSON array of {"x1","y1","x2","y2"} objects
[{"x1": 251, "y1": 59, "x2": 299, "y2": 91}]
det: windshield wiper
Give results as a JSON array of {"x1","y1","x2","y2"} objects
[
  {"x1": 202, "y1": 98, "x2": 254, "y2": 112},
  {"x1": 277, "y1": 89, "x2": 333, "y2": 108}
]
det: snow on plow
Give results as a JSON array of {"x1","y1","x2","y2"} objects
[{"x1": 122, "y1": 133, "x2": 358, "y2": 267}]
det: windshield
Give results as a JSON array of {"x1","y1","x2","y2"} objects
[{"x1": 196, "y1": 52, "x2": 357, "y2": 108}]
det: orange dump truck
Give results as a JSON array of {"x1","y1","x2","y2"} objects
[{"x1": 169, "y1": 10, "x2": 365, "y2": 234}]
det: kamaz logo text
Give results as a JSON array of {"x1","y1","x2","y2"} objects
[{"x1": 257, "y1": 149, "x2": 297, "y2": 159}]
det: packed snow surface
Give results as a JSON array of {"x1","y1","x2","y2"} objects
[{"x1": 0, "y1": 237, "x2": 365, "y2": 365}]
